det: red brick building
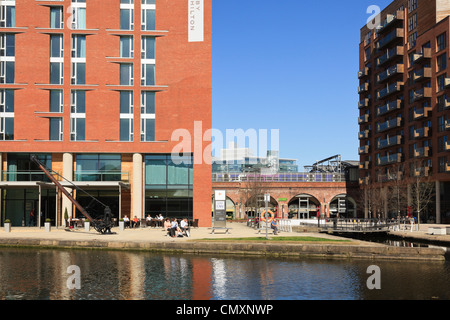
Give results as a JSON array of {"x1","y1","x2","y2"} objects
[
  {"x1": 359, "y1": 0, "x2": 450, "y2": 223},
  {"x1": 0, "y1": 0, "x2": 212, "y2": 227}
]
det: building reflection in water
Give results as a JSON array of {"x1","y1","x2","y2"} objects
[{"x1": 0, "y1": 248, "x2": 450, "y2": 300}]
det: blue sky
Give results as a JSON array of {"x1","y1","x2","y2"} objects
[{"x1": 212, "y1": 0, "x2": 393, "y2": 170}]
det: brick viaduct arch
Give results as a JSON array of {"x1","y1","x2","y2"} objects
[{"x1": 212, "y1": 181, "x2": 361, "y2": 219}]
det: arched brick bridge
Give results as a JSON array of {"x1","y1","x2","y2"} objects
[{"x1": 212, "y1": 180, "x2": 361, "y2": 219}]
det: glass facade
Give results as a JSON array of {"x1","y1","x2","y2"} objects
[
  {"x1": 5, "y1": 153, "x2": 52, "y2": 182},
  {"x1": 145, "y1": 154, "x2": 193, "y2": 219},
  {"x1": 75, "y1": 154, "x2": 121, "y2": 181}
]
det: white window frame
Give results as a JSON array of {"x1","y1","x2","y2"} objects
[
  {"x1": 141, "y1": 4, "x2": 155, "y2": 31},
  {"x1": 49, "y1": 117, "x2": 63, "y2": 141}
]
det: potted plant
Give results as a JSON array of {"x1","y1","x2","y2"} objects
[
  {"x1": 45, "y1": 218, "x2": 51, "y2": 232},
  {"x1": 84, "y1": 219, "x2": 90, "y2": 232},
  {"x1": 119, "y1": 218, "x2": 125, "y2": 231},
  {"x1": 4, "y1": 219, "x2": 11, "y2": 233}
]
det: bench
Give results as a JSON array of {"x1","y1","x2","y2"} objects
[
  {"x1": 257, "y1": 227, "x2": 278, "y2": 235},
  {"x1": 428, "y1": 227, "x2": 447, "y2": 235},
  {"x1": 210, "y1": 227, "x2": 232, "y2": 234}
]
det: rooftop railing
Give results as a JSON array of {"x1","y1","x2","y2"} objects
[{"x1": 212, "y1": 172, "x2": 348, "y2": 183}]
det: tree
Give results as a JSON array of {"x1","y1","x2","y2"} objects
[{"x1": 408, "y1": 159, "x2": 435, "y2": 227}]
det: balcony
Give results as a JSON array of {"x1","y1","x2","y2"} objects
[
  {"x1": 446, "y1": 141, "x2": 450, "y2": 151},
  {"x1": 377, "y1": 82, "x2": 403, "y2": 100},
  {"x1": 446, "y1": 163, "x2": 450, "y2": 173},
  {"x1": 358, "y1": 98, "x2": 369, "y2": 109},
  {"x1": 377, "y1": 153, "x2": 402, "y2": 166},
  {"x1": 377, "y1": 64, "x2": 404, "y2": 83},
  {"x1": 446, "y1": 119, "x2": 450, "y2": 131},
  {"x1": 358, "y1": 113, "x2": 369, "y2": 124},
  {"x1": 414, "y1": 166, "x2": 430, "y2": 177},
  {"x1": 74, "y1": 171, "x2": 130, "y2": 182},
  {"x1": 413, "y1": 106, "x2": 432, "y2": 120},
  {"x1": 412, "y1": 48, "x2": 432, "y2": 64},
  {"x1": 358, "y1": 67, "x2": 370, "y2": 79},
  {"x1": 413, "y1": 67, "x2": 432, "y2": 82},
  {"x1": 376, "y1": 28, "x2": 404, "y2": 50},
  {"x1": 359, "y1": 145, "x2": 370, "y2": 155},
  {"x1": 377, "y1": 135, "x2": 402, "y2": 149},
  {"x1": 376, "y1": 99, "x2": 401, "y2": 117},
  {"x1": 377, "y1": 46, "x2": 404, "y2": 67},
  {"x1": 412, "y1": 87, "x2": 432, "y2": 102},
  {"x1": 359, "y1": 176, "x2": 370, "y2": 185},
  {"x1": 377, "y1": 117, "x2": 402, "y2": 133},
  {"x1": 377, "y1": 11, "x2": 404, "y2": 35},
  {"x1": 359, "y1": 161, "x2": 370, "y2": 170},
  {"x1": 359, "y1": 130, "x2": 370, "y2": 139},
  {"x1": 413, "y1": 146, "x2": 430, "y2": 158},
  {"x1": 413, "y1": 127, "x2": 430, "y2": 139},
  {"x1": 358, "y1": 82, "x2": 369, "y2": 94},
  {"x1": 445, "y1": 78, "x2": 450, "y2": 88}
]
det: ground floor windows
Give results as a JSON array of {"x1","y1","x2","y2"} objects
[{"x1": 144, "y1": 154, "x2": 193, "y2": 219}]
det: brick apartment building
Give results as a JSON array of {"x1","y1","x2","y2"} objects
[
  {"x1": 359, "y1": 0, "x2": 450, "y2": 223},
  {"x1": 0, "y1": 0, "x2": 212, "y2": 227}
]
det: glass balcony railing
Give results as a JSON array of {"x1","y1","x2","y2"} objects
[
  {"x1": 413, "y1": 106, "x2": 431, "y2": 120},
  {"x1": 377, "y1": 153, "x2": 401, "y2": 166},
  {"x1": 413, "y1": 67, "x2": 432, "y2": 82},
  {"x1": 358, "y1": 130, "x2": 370, "y2": 139},
  {"x1": 376, "y1": 99, "x2": 401, "y2": 117},
  {"x1": 413, "y1": 127, "x2": 430, "y2": 139},
  {"x1": 412, "y1": 87, "x2": 432, "y2": 102},
  {"x1": 377, "y1": 82, "x2": 403, "y2": 100},
  {"x1": 359, "y1": 145, "x2": 369, "y2": 154},
  {"x1": 376, "y1": 11, "x2": 404, "y2": 34},
  {"x1": 1, "y1": 171, "x2": 60, "y2": 182},
  {"x1": 376, "y1": 28, "x2": 404, "y2": 50},
  {"x1": 377, "y1": 117, "x2": 402, "y2": 133},
  {"x1": 358, "y1": 114, "x2": 369, "y2": 124},
  {"x1": 358, "y1": 67, "x2": 369, "y2": 79},
  {"x1": 413, "y1": 146, "x2": 430, "y2": 158},
  {"x1": 74, "y1": 171, "x2": 129, "y2": 182},
  {"x1": 377, "y1": 64, "x2": 404, "y2": 83},
  {"x1": 412, "y1": 48, "x2": 432, "y2": 64},
  {"x1": 358, "y1": 98, "x2": 369, "y2": 109},
  {"x1": 377, "y1": 46, "x2": 404, "y2": 67},
  {"x1": 358, "y1": 82, "x2": 369, "y2": 93},
  {"x1": 377, "y1": 135, "x2": 401, "y2": 149}
]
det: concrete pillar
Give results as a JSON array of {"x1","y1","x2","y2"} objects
[
  {"x1": 62, "y1": 153, "x2": 73, "y2": 221},
  {"x1": 436, "y1": 181, "x2": 441, "y2": 224},
  {"x1": 132, "y1": 153, "x2": 143, "y2": 219}
]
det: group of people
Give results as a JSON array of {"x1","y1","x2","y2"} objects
[
  {"x1": 122, "y1": 214, "x2": 166, "y2": 228},
  {"x1": 164, "y1": 218, "x2": 190, "y2": 238}
]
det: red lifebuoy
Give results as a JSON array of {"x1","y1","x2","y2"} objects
[{"x1": 260, "y1": 210, "x2": 274, "y2": 223}]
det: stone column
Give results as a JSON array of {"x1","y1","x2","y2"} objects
[
  {"x1": 62, "y1": 153, "x2": 73, "y2": 222},
  {"x1": 436, "y1": 181, "x2": 441, "y2": 224},
  {"x1": 132, "y1": 153, "x2": 143, "y2": 219}
]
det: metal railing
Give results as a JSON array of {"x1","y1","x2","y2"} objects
[
  {"x1": 321, "y1": 218, "x2": 407, "y2": 232},
  {"x1": 1, "y1": 171, "x2": 62, "y2": 182},
  {"x1": 212, "y1": 172, "x2": 348, "y2": 183}
]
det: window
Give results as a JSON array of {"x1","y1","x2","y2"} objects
[
  {"x1": 141, "y1": 6, "x2": 155, "y2": 31},
  {"x1": 71, "y1": 1, "x2": 86, "y2": 30},
  {"x1": 437, "y1": 33, "x2": 446, "y2": 52},
  {"x1": 438, "y1": 74, "x2": 446, "y2": 92},
  {"x1": 120, "y1": 91, "x2": 133, "y2": 142},
  {"x1": 438, "y1": 135, "x2": 448, "y2": 153},
  {"x1": 71, "y1": 62, "x2": 86, "y2": 85},
  {"x1": 144, "y1": 154, "x2": 193, "y2": 219},
  {"x1": 120, "y1": 36, "x2": 133, "y2": 58},
  {"x1": 71, "y1": 90, "x2": 86, "y2": 141},
  {"x1": 120, "y1": 63, "x2": 133, "y2": 85},
  {"x1": 437, "y1": 53, "x2": 447, "y2": 73},
  {"x1": 438, "y1": 94, "x2": 448, "y2": 112},
  {"x1": 408, "y1": 13, "x2": 417, "y2": 32},
  {"x1": 50, "y1": 7, "x2": 63, "y2": 29},
  {"x1": 75, "y1": 154, "x2": 121, "y2": 181},
  {"x1": 438, "y1": 116, "x2": 446, "y2": 132},
  {"x1": 141, "y1": 91, "x2": 155, "y2": 142},
  {"x1": 50, "y1": 34, "x2": 63, "y2": 58},
  {"x1": 71, "y1": 35, "x2": 86, "y2": 58},
  {"x1": 141, "y1": 63, "x2": 155, "y2": 86},
  {"x1": 0, "y1": 89, "x2": 14, "y2": 141},
  {"x1": 0, "y1": 60, "x2": 14, "y2": 84},
  {"x1": 0, "y1": 4, "x2": 15, "y2": 28},
  {"x1": 49, "y1": 90, "x2": 63, "y2": 113},
  {"x1": 120, "y1": 1, "x2": 134, "y2": 31},
  {"x1": 408, "y1": 32, "x2": 417, "y2": 49},
  {"x1": 0, "y1": 33, "x2": 14, "y2": 57},
  {"x1": 141, "y1": 36, "x2": 155, "y2": 59},
  {"x1": 438, "y1": 156, "x2": 447, "y2": 173},
  {"x1": 408, "y1": 0, "x2": 417, "y2": 13},
  {"x1": 49, "y1": 118, "x2": 63, "y2": 141},
  {"x1": 50, "y1": 62, "x2": 63, "y2": 84}
]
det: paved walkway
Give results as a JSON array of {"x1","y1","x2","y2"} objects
[{"x1": 0, "y1": 222, "x2": 369, "y2": 245}]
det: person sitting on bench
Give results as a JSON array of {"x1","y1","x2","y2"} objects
[
  {"x1": 180, "y1": 218, "x2": 190, "y2": 237},
  {"x1": 271, "y1": 218, "x2": 279, "y2": 235}
]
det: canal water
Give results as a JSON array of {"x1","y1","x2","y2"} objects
[{"x1": 0, "y1": 247, "x2": 449, "y2": 300}]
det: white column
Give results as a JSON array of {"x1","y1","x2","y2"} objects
[
  {"x1": 62, "y1": 153, "x2": 74, "y2": 220},
  {"x1": 132, "y1": 153, "x2": 143, "y2": 219}
]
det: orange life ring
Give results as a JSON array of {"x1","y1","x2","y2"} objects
[{"x1": 260, "y1": 210, "x2": 274, "y2": 223}]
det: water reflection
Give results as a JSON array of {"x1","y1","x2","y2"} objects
[{"x1": 0, "y1": 248, "x2": 449, "y2": 300}]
